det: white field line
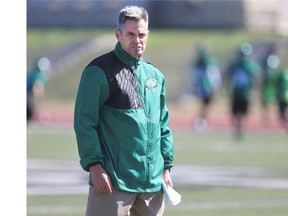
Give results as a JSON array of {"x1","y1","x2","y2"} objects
[
  {"x1": 170, "y1": 199, "x2": 288, "y2": 210},
  {"x1": 27, "y1": 198, "x2": 288, "y2": 214},
  {"x1": 27, "y1": 160, "x2": 288, "y2": 196},
  {"x1": 172, "y1": 165, "x2": 288, "y2": 189},
  {"x1": 27, "y1": 160, "x2": 288, "y2": 214},
  {"x1": 28, "y1": 205, "x2": 84, "y2": 214}
]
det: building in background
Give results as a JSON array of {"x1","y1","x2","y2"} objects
[
  {"x1": 244, "y1": 0, "x2": 288, "y2": 35},
  {"x1": 27, "y1": 0, "x2": 288, "y2": 35}
]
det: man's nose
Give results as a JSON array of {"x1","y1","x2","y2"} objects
[{"x1": 134, "y1": 36, "x2": 141, "y2": 43}]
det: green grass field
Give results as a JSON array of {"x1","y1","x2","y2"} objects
[
  {"x1": 27, "y1": 28, "x2": 288, "y2": 104},
  {"x1": 27, "y1": 125, "x2": 288, "y2": 216},
  {"x1": 27, "y1": 28, "x2": 288, "y2": 215}
]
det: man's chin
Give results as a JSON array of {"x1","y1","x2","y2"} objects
[{"x1": 131, "y1": 52, "x2": 143, "y2": 58}]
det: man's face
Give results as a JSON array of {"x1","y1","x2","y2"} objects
[{"x1": 115, "y1": 19, "x2": 149, "y2": 58}]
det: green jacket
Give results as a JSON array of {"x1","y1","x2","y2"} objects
[
  {"x1": 74, "y1": 43, "x2": 174, "y2": 193},
  {"x1": 276, "y1": 69, "x2": 288, "y2": 103}
]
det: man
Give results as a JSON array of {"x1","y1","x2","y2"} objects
[
  {"x1": 74, "y1": 6, "x2": 175, "y2": 216},
  {"x1": 276, "y1": 68, "x2": 288, "y2": 132},
  {"x1": 189, "y1": 44, "x2": 222, "y2": 132},
  {"x1": 225, "y1": 43, "x2": 259, "y2": 139},
  {"x1": 27, "y1": 57, "x2": 50, "y2": 122},
  {"x1": 260, "y1": 43, "x2": 280, "y2": 126}
]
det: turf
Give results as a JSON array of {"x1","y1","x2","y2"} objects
[
  {"x1": 27, "y1": 28, "x2": 288, "y2": 215},
  {"x1": 27, "y1": 126, "x2": 288, "y2": 216}
]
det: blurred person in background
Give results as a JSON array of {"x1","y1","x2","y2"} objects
[
  {"x1": 260, "y1": 43, "x2": 280, "y2": 126},
  {"x1": 26, "y1": 57, "x2": 50, "y2": 122},
  {"x1": 74, "y1": 5, "x2": 175, "y2": 216},
  {"x1": 225, "y1": 43, "x2": 260, "y2": 140},
  {"x1": 188, "y1": 44, "x2": 222, "y2": 132},
  {"x1": 275, "y1": 68, "x2": 288, "y2": 132}
]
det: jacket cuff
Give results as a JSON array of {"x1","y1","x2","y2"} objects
[{"x1": 88, "y1": 162, "x2": 103, "y2": 170}]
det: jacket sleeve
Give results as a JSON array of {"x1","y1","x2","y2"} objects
[
  {"x1": 159, "y1": 77, "x2": 174, "y2": 170},
  {"x1": 74, "y1": 66, "x2": 109, "y2": 171}
]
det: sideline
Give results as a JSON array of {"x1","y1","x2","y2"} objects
[
  {"x1": 28, "y1": 198, "x2": 288, "y2": 214},
  {"x1": 27, "y1": 159, "x2": 288, "y2": 196}
]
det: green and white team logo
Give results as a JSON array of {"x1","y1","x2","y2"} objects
[{"x1": 145, "y1": 77, "x2": 158, "y2": 89}]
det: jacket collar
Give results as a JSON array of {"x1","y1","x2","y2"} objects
[{"x1": 114, "y1": 42, "x2": 141, "y2": 68}]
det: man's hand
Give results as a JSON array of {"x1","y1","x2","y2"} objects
[
  {"x1": 163, "y1": 169, "x2": 173, "y2": 188},
  {"x1": 89, "y1": 164, "x2": 113, "y2": 193}
]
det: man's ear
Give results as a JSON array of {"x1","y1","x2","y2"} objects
[{"x1": 115, "y1": 29, "x2": 121, "y2": 40}]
